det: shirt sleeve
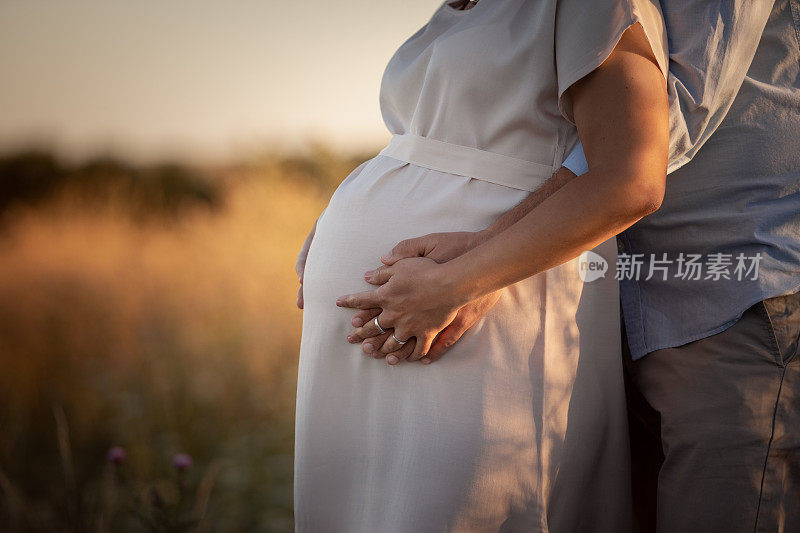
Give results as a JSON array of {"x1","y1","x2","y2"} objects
[
  {"x1": 663, "y1": 1, "x2": 774, "y2": 173},
  {"x1": 555, "y1": 0, "x2": 669, "y2": 125},
  {"x1": 562, "y1": 141, "x2": 589, "y2": 176}
]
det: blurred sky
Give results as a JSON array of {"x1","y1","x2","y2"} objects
[{"x1": 0, "y1": 0, "x2": 441, "y2": 163}]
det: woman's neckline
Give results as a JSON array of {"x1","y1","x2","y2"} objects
[{"x1": 443, "y1": 0, "x2": 480, "y2": 16}]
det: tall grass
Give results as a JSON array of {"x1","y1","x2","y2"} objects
[{"x1": 0, "y1": 147, "x2": 368, "y2": 531}]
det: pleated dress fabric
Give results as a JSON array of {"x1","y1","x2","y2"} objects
[{"x1": 295, "y1": 1, "x2": 668, "y2": 531}]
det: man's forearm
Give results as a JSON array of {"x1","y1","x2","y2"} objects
[{"x1": 483, "y1": 167, "x2": 578, "y2": 238}]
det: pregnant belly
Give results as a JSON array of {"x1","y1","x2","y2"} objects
[
  {"x1": 294, "y1": 157, "x2": 625, "y2": 531},
  {"x1": 301, "y1": 155, "x2": 530, "y2": 314},
  {"x1": 296, "y1": 156, "x2": 549, "y2": 524}
]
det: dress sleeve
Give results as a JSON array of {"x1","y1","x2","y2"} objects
[{"x1": 555, "y1": 0, "x2": 669, "y2": 124}]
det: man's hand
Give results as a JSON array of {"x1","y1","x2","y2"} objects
[
  {"x1": 420, "y1": 291, "x2": 501, "y2": 363},
  {"x1": 380, "y1": 230, "x2": 489, "y2": 265},
  {"x1": 295, "y1": 219, "x2": 318, "y2": 309}
]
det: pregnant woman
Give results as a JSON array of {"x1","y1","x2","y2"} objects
[{"x1": 295, "y1": 0, "x2": 668, "y2": 530}]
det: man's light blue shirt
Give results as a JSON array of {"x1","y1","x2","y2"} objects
[{"x1": 565, "y1": 0, "x2": 800, "y2": 360}]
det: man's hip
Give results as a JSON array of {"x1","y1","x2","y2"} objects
[{"x1": 625, "y1": 290, "x2": 800, "y2": 533}]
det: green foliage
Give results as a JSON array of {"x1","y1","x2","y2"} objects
[{"x1": 0, "y1": 152, "x2": 222, "y2": 219}]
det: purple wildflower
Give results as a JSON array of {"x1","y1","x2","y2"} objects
[
  {"x1": 172, "y1": 453, "x2": 193, "y2": 471},
  {"x1": 106, "y1": 446, "x2": 126, "y2": 465}
]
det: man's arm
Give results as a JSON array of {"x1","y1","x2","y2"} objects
[
  {"x1": 483, "y1": 165, "x2": 578, "y2": 239},
  {"x1": 340, "y1": 22, "x2": 668, "y2": 361},
  {"x1": 376, "y1": 164, "x2": 580, "y2": 266},
  {"x1": 346, "y1": 163, "x2": 579, "y2": 363}
]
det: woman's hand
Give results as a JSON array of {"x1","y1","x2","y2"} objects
[
  {"x1": 336, "y1": 256, "x2": 466, "y2": 362},
  {"x1": 345, "y1": 230, "x2": 491, "y2": 366},
  {"x1": 345, "y1": 229, "x2": 502, "y2": 365},
  {"x1": 295, "y1": 219, "x2": 318, "y2": 309},
  {"x1": 346, "y1": 290, "x2": 500, "y2": 365}
]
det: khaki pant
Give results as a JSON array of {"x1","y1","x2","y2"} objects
[{"x1": 625, "y1": 291, "x2": 800, "y2": 533}]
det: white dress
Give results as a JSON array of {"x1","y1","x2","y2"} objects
[{"x1": 295, "y1": 1, "x2": 668, "y2": 531}]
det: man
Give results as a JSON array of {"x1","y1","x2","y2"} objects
[{"x1": 299, "y1": 0, "x2": 800, "y2": 530}]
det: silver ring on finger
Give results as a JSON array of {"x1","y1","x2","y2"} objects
[
  {"x1": 374, "y1": 317, "x2": 387, "y2": 335},
  {"x1": 392, "y1": 333, "x2": 408, "y2": 346}
]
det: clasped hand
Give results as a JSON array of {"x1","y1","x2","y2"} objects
[{"x1": 334, "y1": 232, "x2": 501, "y2": 365}]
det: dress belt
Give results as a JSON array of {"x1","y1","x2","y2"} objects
[{"x1": 378, "y1": 134, "x2": 553, "y2": 192}]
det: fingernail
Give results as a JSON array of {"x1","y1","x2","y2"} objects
[
  {"x1": 387, "y1": 355, "x2": 399, "y2": 365},
  {"x1": 336, "y1": 299, "x2": 342, "y2": 306},
  {"x1": 363, "y1": 343, "x2": 374, "y2": 353},
  {"x1": 347, "y1": 335, "x2": 354, "y2": 343},
  {"x1": 352, "y1": 317, "x2": 363, "y2": 327},
  {"x1": 380, "y1": 255, "x2": 390, "y2": 263},
  {"x1": 421, "y1": 358, "x2": 431, "y2": 365},
  {"x1": 364, "y1": 270, "x2": 374, "y2": 278}
]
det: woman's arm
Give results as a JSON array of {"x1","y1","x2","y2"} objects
[
  {"x1": 337, "y1": 23, "x2": 668, "y2": 360},
  {"x1": 442, "y1": 22, "x2": 667, "y2": 300},
  {"x1": 344, "y1": 165, "x2": 579, "y2": 363}
]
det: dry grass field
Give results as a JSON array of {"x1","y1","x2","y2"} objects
[{"x1": 0, "y1": 146, "x2": 370, "y2": 531}]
